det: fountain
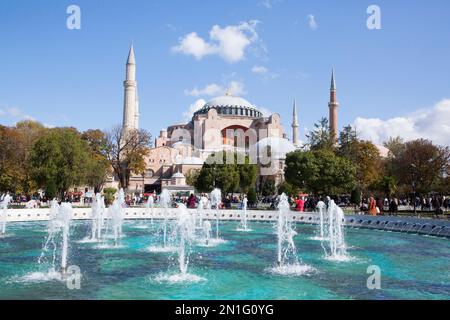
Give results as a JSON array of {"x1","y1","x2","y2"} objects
[
  {"x1": 269, "y1": 193, "x2": 314, "y2": 275},
  {"x1": 176, "y1": 204, "x2": 195, "y2": 275},
  {"x1": 237, "y1": 196, "x2": 251, "y2": 231},
  {"x1": 202, "y1": 220, "x2": 212, "y2": 246},
  {"x1": 38, "y1": 201, "x2": 73, "y2": 276},
  {"x1": 109, "y1": 199, "x2": 124, "y2": 247},
  {"x1": 1, "y1": 193, "x2": 11, "y2": 235},
  {"x1": 90, "y1": 193, "x2": 105, "y2": 240},
  {"x1": 323, "y1": 199, "x2": 349, "y2": 261},
  {"x1": 156, "y1": 203, "x2": 204, "y2": 283},
  {"x1": 159, "y1": 189, "x2": 172, "y2": 247},
  {"x1": 146, "y1": 194, "x2": 154, "y2": 224},
  {"x1": 196, "y1": 195, "x2": 208, "y2": 230},
  {"x1": 312, "y1": 200, "x2": 327, "y2": 241},
  {"x1": 210, "y1": 188, "x2": 222, "y2": 239}
]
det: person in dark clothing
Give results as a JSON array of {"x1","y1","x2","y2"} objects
[
  {"x1": 376, "y1": 197, "x2": 384, "y2": 215},
  {"x1": 389, "y1": 198, "x2": 398, "y2": 215},
  {"x1": 432, "y1": 196, "x2": 442, "y2": 217},
  {"x1": 224, "y1": 196, "x2": 232, "y2": 209}
]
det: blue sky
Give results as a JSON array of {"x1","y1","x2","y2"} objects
[{"x1": 1, "y1": 0, "x2": 449, "y2": 145}]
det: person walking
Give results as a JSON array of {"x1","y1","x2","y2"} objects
[{"x1": 369, "y1": 197, "x2": 377, "y2": 216}]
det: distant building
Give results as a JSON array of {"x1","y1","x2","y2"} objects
[{"x1": 106, "y1": 46, "x2": 341, "y2": 195}]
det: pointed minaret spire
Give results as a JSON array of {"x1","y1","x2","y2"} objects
[
  {"x1": 292, "y1": 99, "x2": 299, "y2": 147},
  {"x1": 123, "y1": 44, "x2": 139, "y2": 131},
  {"x1": 328, "y1": 67, "x2": 339, "y2": 141},
  {"x1": 330, "y1": 67, "x2": 336, "y2": 91},
  {"x1": 127, "y1": 43, "x2": 136, "y2": 65}
]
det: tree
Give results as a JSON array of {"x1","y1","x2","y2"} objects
[
  {"x1": 82, "y1": 129, "x2": 111, "y2": 193},
  {"x1": 247, "y1": 186, "x2": 257, "y2": 207},
  {"x1": 29, "y1": 128, "x2": 93, "y2": 199},
  {"x1": 306, "y1": 117, "x2": 335, "y2": 151},
  {"x1": 350, "y1": 188, "x2": 361, "y2": 207},
  {"x1": 277, "y1": 181, "x2": 299, "y2": 197},
  {"x1": 0, "y1": 121, "x2": 48, "y2": 194},
  {"x1": 103, "y1": 187, "x2": 117, "y2": 206},
  {"x1": 284, "y1": 149, "x2": 356, "y2": 196},
  {"x1": 14, "y1": 121, "x2": 48, "y2": 195},
  {"x1": 371, "y1": 175, "x2": 397, "y2": 198},
  {"x1": 237, "y1": 154, "x2": 258, "y2": 193},
  {"x1": 261, "y1": 178, "x2": 276, "y2": 196},
  {"x1": 185, "y1": 169, "x2": 200, "y2": 187},
  {"x1": 384, "y1": 136, "x2": 406, "y2": 159},
  {"x1": 338, "y1": 134, "x2": 382, "y2": 193},
  {"x1": 104, "y1": 125, "x2": 152, "y2": 190},
  {"x1": 388, "y1": 139, "x2": 449, "y2": 196},
  {"x1": 194, "y1": 152, "x2": 257, "y2": 194},
  {"x1": 0, "y1": 125, "x2": 24, "y2": 193}
]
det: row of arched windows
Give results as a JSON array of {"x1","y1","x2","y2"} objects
[{"x1": 194, "y1": 106, "x2": 262, "y2": 118}]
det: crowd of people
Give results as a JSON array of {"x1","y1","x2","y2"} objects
[{"x1": 2, "y1": 190, "x2": 450, "y2": 218}]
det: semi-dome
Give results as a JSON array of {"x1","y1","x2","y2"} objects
[
  {"x1": 171, "y1": 172, "x2": 185, "y2": 179},
  {"x1": 256, "y1": 137, "x2": 296, "y2": 160},
  {"x1": 193, "y1": 94, "x2": 263, "y2": 118}
]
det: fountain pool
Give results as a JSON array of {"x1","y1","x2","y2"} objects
[{"x1": 0, "y1": 219, "x2": 449, "y2": 299}]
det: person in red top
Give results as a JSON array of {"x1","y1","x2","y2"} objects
[
  {"x1": 293, "y1": 196, "x2": 305, "y2": 212},
  {"x1": 297, "y1": 196, "x2": 305, "y2": 212},
  {"x1": 187, "y1": 194, "x2": 196, "y2": 209}
]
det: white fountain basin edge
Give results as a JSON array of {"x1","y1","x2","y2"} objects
[{"x1": 2, "y1": 208, "x2": 449, "y2": 238}]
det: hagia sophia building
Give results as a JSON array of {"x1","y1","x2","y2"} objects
[{"x1": 105, "y1": 45, "x2": 340, "y2": 195}]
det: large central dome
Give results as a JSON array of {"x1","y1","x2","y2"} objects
[{"x1": 193, "y1": 94, "x2": 263, "y2": 118}]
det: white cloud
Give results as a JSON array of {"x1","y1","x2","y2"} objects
[
  {"x1": 171, "y1": 32, "x2": 216, "y2": 60},
  {"x1": 184, "y1": 81, "x2": 245, "y2": 97},
  {"x1": 172, "y1": 20, "x2": 260, "y2": 63},
  {"x1": 252, "y1": 65, "x2": 268, "y2": 74},
  {"x1": 353, "y1": 99, "x2": 450, "y2": 147},
  {"x1": 307, "y1": 14, "x2": 318, "y2": 30},
  {"x1": 0, "y1": 106, "x2": 34, "y2": 122},
  {"x1": 259, "y1": 0, "x2": 281, "y2": 9},
  {"x1": 184, "y1": 83, "x2": 223, "y2": 97},
  {"x1": 252, "y1": 65, "x2": 278, "y2": 80},
  {"x1": 183, "y1": 99, "x2": 206, "y2": 121}
]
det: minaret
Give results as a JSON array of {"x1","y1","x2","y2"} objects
[
  {"x1": 123, "y1": 44, "x2": 138, "y2": 131},
  {"x1": 292, "y1": 99, "x2": 299, "y2": 147},
  {"x1": 328, "y1": 68, "x2": 339, "y2": 140}
]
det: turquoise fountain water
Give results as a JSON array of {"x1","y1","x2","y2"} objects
[{"x1": 0, "y1": 193, "x2": 449, "y2": 299}]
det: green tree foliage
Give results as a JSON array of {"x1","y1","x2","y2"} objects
[
  {"x1": 29, "y1": 128, "x2": 93, "y2": 199},
  {"x1": 338, "y1": 127, "x2": 382, "y2": 193},
  {"x1": 247, "y1": 186, "x2": 257, "y2": 206},
  {"x1": 277, "y1": 181, "x2": 300, "y2": 197},
  {"x1": 103, "y1": 187, "x2": 117, "y2": 206},
  {"x1": 350, "y1": 188, "x2": 361, "y2": 206},
  {"x1": 261, "y1": 178, "x2": 276, "y2": 196},
  {"x1": 82, "y1": 129, "x2": 111, "y2": 193},
  {"x1": 370, "y1": 175, "x2": 398, "y2": 198},
  {"x1": 284, "y1": 149, "x2": 356, "y2": 196},
  {"x1": 306, "y1": 117, "x2": 335, "y2": 151},
  {"x1": 194, "y1": 152, "x2": 257, "y2": 194},
  {"x1": 185, "y1": 169, "x2": 200, "y2": 187}
]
